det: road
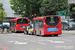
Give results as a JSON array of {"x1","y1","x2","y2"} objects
[{"x1": 0, "y1": 33, "x2": 75, "y2": 50}]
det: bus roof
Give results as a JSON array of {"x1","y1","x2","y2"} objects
[
  {"x1": 10, "y1": 19, "x2": 16, "y2": 21},
  {"x1": 33, "y1": 15, "x2": 61, "y2": 20},
  {"x1": 10, "y1": 17, "x2": 28, "y2": 21}
]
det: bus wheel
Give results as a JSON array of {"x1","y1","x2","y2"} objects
[
  {"x1": 40, "y1": 31, "x2": 43, "y2": 36},
  {"x1": 54, "y1": 34, "x2": 58, "y2": 36}
]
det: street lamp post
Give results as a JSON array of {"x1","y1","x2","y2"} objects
[{"x1": 1, "y1": 8, "x2": 3, "y2": 33}]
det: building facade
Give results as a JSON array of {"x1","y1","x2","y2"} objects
[
  {"x1": 68, "y1": 0, "x2": 75, "y2": 4},
  {"x1": 0, "y1": 0, "x2": 21, "y2": 23}
]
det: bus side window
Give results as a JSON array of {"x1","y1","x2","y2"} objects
[
  {"x1": 13, "y1": 22, "x2": 16, "y2": 27},
  {"x1": 35, "y1": 20, "x2": 39, "y2": 28},
  {"x1": 39, "y1": 20, "x2": 43, "y2": 28},
  {"x1": 10, "y1": 22, "x2": 13, "y2": 27},
  {"x1": 36, "y1": 20, "x2": 38, "y2": 28}
]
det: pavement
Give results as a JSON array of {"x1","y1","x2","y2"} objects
[{"x1": 62, "y1": 30, "x2": 75, "y2": 34}]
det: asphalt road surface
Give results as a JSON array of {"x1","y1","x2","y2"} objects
[{"x1": 0, "y1": 33, "x2": 75, "y2": 50}]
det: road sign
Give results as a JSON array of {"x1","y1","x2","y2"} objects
[
  {"x1": 56, "y1": 11, "x2": 66, "y2": 16},
  {"x1": 56, "y1": 11, "x2": 66, "y2": 20}
]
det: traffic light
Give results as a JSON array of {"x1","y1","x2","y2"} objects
[
  {"x1": 32, "y1": 15, "x2": 33, "y2": 17},
  {"x1": 31, "y1": 14, "x2": 36, "y2": 18},
  {"x1": 34, "y1": 14, "x2": 36, "y2": 17},
  {"x1": 31, "y1": 15, "x2": 34, "y2": 20}
]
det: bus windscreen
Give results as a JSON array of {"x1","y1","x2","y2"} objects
[
  {"x1": 45, "y1": 16, "x2": 59, "y2": 26},
  {"x1": 17, "y1": 19, "x2": 28, "y2": 24}
]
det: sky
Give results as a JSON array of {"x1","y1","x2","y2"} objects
[{"x1": 0, "y1": 0, "x2": 20, "y2": 17}]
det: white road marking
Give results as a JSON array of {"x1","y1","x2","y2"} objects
[
  {"x1": 47, "y1": 40, "x2": 64, "y2": 43},
  {"x1": 55, "y1": 46, "x2": 74, "y2": 49},
  {"x1": 15, "y1": 41, "x2": 27, "y2": 44},
  {"x1": 53, "y1": 41, "x2": 64, "y2": 43},
  {"x1": 30, "y1": 40, "x2": 36, "y2": 42},
  {"x1": 8, "y1": 41, "x2": 27, "y2": 44},
  {"x1": 63, "y1": 39, "x2": 72, "y2": 41},
  {"x1": 37, "y1": 42, "x2": 45, "y2": 45}
]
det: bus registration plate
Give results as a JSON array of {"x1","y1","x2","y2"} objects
[
  {"x1": 51, "y1": 32, "x2": 55, "y2": 33},
  {"x1": 20, "y1": 26, "x2": 25, "y2": 28}
]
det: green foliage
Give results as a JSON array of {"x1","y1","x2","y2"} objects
[
  {"x1": 0, "y1": 3, "x2": 7, "y2": 23},
  {"x1": 40, "y1": 0, "x2": 69, "y2": 16},
  {"x1": 0, "y1": 3, "x2": 3, "y2": 9},
  {"x1": 9, "y1": 0, "x2": 43, "y2": 17},
  {"x1": 72, "y1": 7, "x2": 75, "y2": 11}
]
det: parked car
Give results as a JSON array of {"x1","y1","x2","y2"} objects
[
  {"x1": 61, "y1": 20, "x2": 75, "y2": 30},
  {"x1": 24, "y1": 23, "x2": 34, "y2": 35}
]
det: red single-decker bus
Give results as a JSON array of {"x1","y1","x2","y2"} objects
[
  {"x1": 10, "y1": 17, "x2": 30, "y2": 32},
  {"x1": 33, "y1": 15, "x2": 62, "y2": 36}
]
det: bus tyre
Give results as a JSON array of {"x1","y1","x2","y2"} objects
[
  {"x1": 40, "y1": 31, "x2": 43, "y2": 37},
  {"x1": 54, "y1": 34, "x2": 58, "y2": 36}
]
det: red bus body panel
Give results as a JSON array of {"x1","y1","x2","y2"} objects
[
  {"x1": 15, "y1": 24, "x2": 29, "y2": 31},
  {"x1": 10, "y1": 17, "x2": 30, "y2": 32},
  {"x1": 33, "y1": 15, "x2": 62, "y2": 35}
]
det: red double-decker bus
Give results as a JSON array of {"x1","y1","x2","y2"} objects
[
  {"x1": 9, "y1": 17, "x2": 30, "y2": 32},
  {"x1": 33, "y1": 15, "x2": 62, "y2": 36}
]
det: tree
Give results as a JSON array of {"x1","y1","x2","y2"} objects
[
  {"x1": 72, "y1": 4, "x2": 75, "y2": 19},
  {"x1": 40, "y1": 0, "x2": 69, "y2": 16},
  {"x1": 0, "y1": 3, "x2": 7, "y2": 23},
  {"x1": 9, "y1": 0, "x2": 43, "y2": 17}
]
